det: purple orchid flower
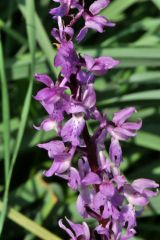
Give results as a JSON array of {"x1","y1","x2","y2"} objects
[
  {"x1": 34, "y1": 73, "x2": 69, "y2": 121},
  {"x1": 61, "y1": 114, "x2": 85, "y2": 146},
  {"x1": 77, "y1": 0, "x2": 114, "y2": 42},
  {"x1": 108, "y1": 107, "x2": 142, "y2": 166},
  {"x1": 35, "y1": 1, "x2": 159, "y2": 239},
  {"x1": 124, "y1": 178, "x2": 159, "y2": 206},
  {"x1": 49, "y1": 0, "x2": 72, "y2": 17},
  {"x1": 54, "y1": 41, "x2": 80, "y2": 80},
  {"x1": 38, "y1": 140, "x2": 75, "y2": 177},
  {"x1": 34, "y1": 117, "x2": 61, "y2": 133},
  {"x1": 89, "y1": 0, "x2": 110, "y2": 15},
  {"x1": 51, "y1": 16, "x2": 74, "y2": 43},
  {"x1": 84, "y1": 55, "x2": 119, "y2": 76},
  {"x1": 59, "y1": 218, "x2": 90, "y2": 240}
]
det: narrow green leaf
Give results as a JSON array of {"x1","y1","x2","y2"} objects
[
  {"x1": 132, "y1": 34, "x2": 160, "y2": 47},
  {"x1": 35, "y1": 13, "x2": 58, "y2": 76},
  {"x1": 26, "y1": 0, "x2": 36, "y2": 60},
  {"x1": 0, "y1": 0, "x2": 36, "y2": 235},
  {"x1": 128, "y1": 161, "x2": 159, "y2": 180},
  {"x1": 18, "y1": 0, "x2": 58, "y2": 76},
  {"x1": 134, "y1": 131, "x2": 160, "y2": 151},
  {"x1": 0, "y1": 33, "x2": 10, "y2": 184},
  {"x1": 0, "y1": 201, "x2": 61, "y2": 240},
  {"x1": 6, "y1": 52, "x2": 48, "y2": 80},
  {"x1": 102, "y1": 0, "x2": 140, "y2": 19},
  {"x1": 130, "y1": 71, "x2": 160, "y2": 84},
  {"x1": 0, "y1": 19, "x2": 26, "y2": 44},
  {"x1": 80, "y1": 48, "x2": 160, "y2": 67},
  {"x1": 152, "y1": 0, "x2": 160, "y2": 9},
  {"x1": 83, "y1": 48, "x2": 160, "y2": 59},
  {"x1": 98, "y1": 90, "x2": 160, "y2": 106},
  {"x1": 142, "y1": 194, "x2": 160, "y2": 217}
]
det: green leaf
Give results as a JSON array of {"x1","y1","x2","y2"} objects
[
  {"x1": 84, "y1": 48, "x2": 160, "y2": 59},
  {"x1": 0, "y1": 32, "x2": 10, "y2": 185},
  {"x1": 130, "y1": 71, "x2": 160, "y2": 84},
  {"x1": 132, "y1": 34, "x2": 160, "y2": 47},
  {"x1": 6, "y1": 52, "x2": 48, "y2": 80},
  {"x1": 143, "y1": 194, "x2": 160, "y2": 217},
  {"x1": 98, "y1": 90, "x2": 160, "y2": 106},
  {"x1": 18, "y1": 0, "x2": 58, "y2": 76},
  {"x1": 0, "y1": 19, "x2": 26, "y2": 44},
  {"x1": 10, "y1": 173, "x2": 58, "y2": 210},
  {"x1": 35, "y1": 13, "x2": 58, "y2": 76},
  {"x1": 26, "y1": 0, "x2": 36, "y2": 61},
  {"x1": 134, "y1": 131, "x2": 160, "y2": 151},
  {"x1": 80, "y1": 48, "x2": 160, "y2": 67},
  {"x1": 0, "y1": 201, "x2": 61, "y2": 240},
  {"x1": 128, "y1": 161, "x2": 160, "y2": 180},
  {"x1": 0, "y1": 0, "x2": 36, "y2": 235},
  {"x1": 102, "y1": 0, "x2": 140, "y2": 19},
  {"x1": 152, "y1": 0, "x2": 160, "y2": 9}
]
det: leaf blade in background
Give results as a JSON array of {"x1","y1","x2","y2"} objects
[
  {"x1": 80, "y1": 48, "x2": 160, "y2": 67},
  {"x1": 130, "y1": 71, "x2": 160, "y2": 84},
  {"x1": 0, "y1": 32, "x2": 10, "y2": 185},
  {"x1": 0, "y1": 201, "x2": 61, "y2": 240},
  {"x1": 152, "y1": 0, "x2": 160, "y2": 9},
  {"x1": 18, "y1": 0, "x2": 58, "y2": 76},
  {"x1": 0, "y1": 0, "x2": 36, "y2": 236},
  {"x1": 134, "y1": 131, "x2": 160, "y2": 151},
  {"x1": 102, "y1": 0, "x2": 139, "y2": 19},
  {"x1": 98, "y1": 89, "x2": 160, "y2": 106},
  {"x1": 0, "y1": 19, "x2": 26, "y2": 44}
]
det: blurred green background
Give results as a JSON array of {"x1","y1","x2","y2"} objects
[{"x1": 0, "y1": 0, "x2": 160, "y2": 239}]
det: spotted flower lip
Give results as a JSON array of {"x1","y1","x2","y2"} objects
[
  {"x1": 84, "y1": 55, "x2": 119, "y2": 76},
  {"x1": 38, "y1": 141, "x2": 76, "y2": 177},
  {"x1": 59, "y1": 218, "x2": 90, "y2": 240},
  {"x1": 61, "y1": 114, "x2": 85, "y2": 146},
  {"x1": 35, "y1": 1, "x2": 159, "y2": 239}
]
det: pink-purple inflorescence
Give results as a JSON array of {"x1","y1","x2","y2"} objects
[{"x1": 34, "y1": 1, "x2": 159, "y2": 239}]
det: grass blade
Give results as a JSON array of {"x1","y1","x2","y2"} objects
[
  {"x1": 0, "y1": 0, "x2": 36, "y2": 235},
  {"x1": 152, "y1": 0, "x2": 160, "y2": 9},
  {"x1": 0, "y1": 33, "x2": 10, "y2": 185},
  {"x1": 130, "y1": 71, "x2": 160, "y2": 84},
  {"x1": 0, "y1": 19, "x2": 26, "y2": 44},
  {"x1": 35, "y1": 13, "x2": 58, "y2": 76},
  {"x1": 0, "y1": 201, "x2": 61, "y2": 240},
  {"x1": 80, "y1": 48, "x2": 160, "y2": 67},
  {"x1": 102, "y1": 0, "x2": 140, "y2": 19},
  {"x1": 135, "y1": 131, "x2": 160, "y2": 151},
  {"x1": 6, "y1": 52, "x2": 48, "y2": 81},
  {"x1": 18, "y1": 0, "x2": 58, "y2": 76},
  {"x1": 98, "y1": 89, "x2": 160, "y2": 106},
  {"x1": 83, "y1": 48, "x2": 160, "y2": 59}
]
